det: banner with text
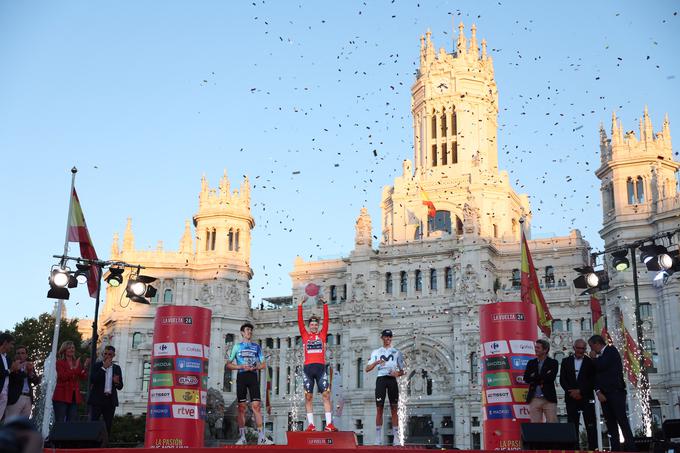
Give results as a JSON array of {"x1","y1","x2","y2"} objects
[
  {"x1": 145, "y1": 306, "x2": 212, "y2": 448},
  {"x1": 480, "y1": 302, "x2": 537, "y2": 450}
]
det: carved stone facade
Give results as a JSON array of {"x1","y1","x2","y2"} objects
[{"x1": 98, "y1": 24, "x2": 679, "y2": 448}]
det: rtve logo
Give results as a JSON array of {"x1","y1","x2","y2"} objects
[{"x1": 173, "y1": 404, "x2": 200, "y2": 419}]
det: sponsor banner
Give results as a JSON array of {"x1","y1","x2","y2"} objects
[
  {"x1": 487, "y1": 405, "x2": 513, "y2": 420},
  {"x1": 150, "y1": 388, "x2": 173, "y2": 403},
  {"x1": 152, "y1": 358, "x2": 174, "y2": 371},
  {"x1": 483, "y1": 340, "x2": 509, "y2": 356},
  {"x1": 149, "y1": 405, "x2": 172, "y2": 419},
  {"x1": 175, "y1": 358, "x2": 202, "y2": 373},
  {"x1": 154, "y1": 342, "x2": 176, "y2": 357},
  {"x1": 509, "y1": 339, "x2": 534, "y2": 355},
  {"x1": 485, "y1": 372, "x2": 511, "y2": 387},
  {"x1": 485, "y1": 388, "x2": 513, "y2": 404},
  {"x1": 203, "y1": 345, "x2": 210, "y2": 358},
  {"x1": 173, "y1": 404, "x2": 200, "y2": 420},
  {"x1": 512, "y1": 388, "x2": 528, "y2": 403},
  {"x1": 146, "y1": 306, "x2": 212, "y2": 448},
  {"x1": 511, "y1": 355, "x2": 533, "y2": 370},
  {"x1": 485, "y1": 356, "x2": 510, "y2": 371},
  {"x1": 177, "y1": 342, "x2": 204, "y2": 358},
  {"x1": 151, "y1": 373, "x2": 173, "y2": 388},
  {"x1": 480, "y1": 302, "x2": 537, "y2": 450},
  {"x1": 174, "y1": 389, "x2": 200, "y2": 404},
  {"x1": 513, "y1": 404, "x2": 531, "y2": 419},
  {"x1": 200, "y1": 391, "x2": 207, "y2": 406},
  {"x1": 175, "y1": 374, "x2": 201, "y2": 387}
]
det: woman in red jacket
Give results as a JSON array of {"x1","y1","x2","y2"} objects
[{"x1": 52, "y1": 341, "x2": 89, "y2": 422}]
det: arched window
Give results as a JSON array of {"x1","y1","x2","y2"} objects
[
  {"x1": 430, "y1": 269, "x2": 437, "y2": 290},
  {"x1": 441, "y1": 112, "x2": 447, "y2": 137},
  {"x1": 545, "y1": 266, "x2": 555, "y2": 288},
  {"x1": 511, "y1": 218, "x2": 518, "y2": 236},
  {"x1": 163, "y1": 288, "x2": 173, "y2": 303},
  {"x1": 580, "y1": 317, "x2": 591, "y2": 331},
  {"x1": 400, "y1": 271, "x2": 408, "y2": 293},
  {"x1": 456, "y1": 216, "x2": 464, "y2": 235},
  {"x1": 210, "y1": 228, "x2": 216, "y2": 251},
  {"x1": 566, "y1": 319, "x2": 572, "y2": 332},
  {"x1": 431, "y1": 114, "x2": 437, "y2": 139},
  {"x1": 445, "y1": 267, "x2": 453, "y2": 289},
  {"x1": 132, "y1": 332, "x2": 143, "y2": 349},
  {"x1": 415, "y1": 270, "x2": 422, "y2": 291},
  {"x1": 607, "y1": 182, "x2": 616, "y2": 210},
  {"x1": 511, "y1": 269, "x2": 521, "y2": 288},
  {"x1": 205, "y1": 229, "x2": 211, "y2": 251},
  {"x1": 552, "y1": 319, "x2": 563, "y2": 332},
  {"x1": 142, "y1": 361, "x2": 151, "y2": 392},
  {"x1": 451, "y1": 109, "x2": 458, "y2": 164},
  {"x1": 432, "y1": 145, "x2": 438, "y2": 167},
  {"x1": 330, "y1": 285, "x2": 337, "y2": 302},
  {"x1": 235, "y1": 229, "x2": 240, "y2": 251},
  {"x1": 228, "y1": 228, "x2": 234, "y2": 251},
  {"x1": 428, "y1": 210, "x2": 452, "y2": 234},
  {"x1": 223, "y1": 365, "x2": 233, "y2": 392},
  {"x1": 627, "y1": 177, "x2": 635, "y2": 204},
  {"x1": 636, "y1": 176, "x2": 645, "y2": 203},
  {"x1": 493, "y1": 224, "x2": 498, "y2": 238},
  {"x1": 356, "y1": 358, "x2": 364, "y2": 388}
]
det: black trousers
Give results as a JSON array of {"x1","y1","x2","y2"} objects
[
  {"x1": 565, "y1": 398, "x2": 597, "y2": 450},
  {"x1": 90, "y1": 396, "x2": 116, "y2": 436},
  {"x1": 601, "y1": 390, "x2": 635, "y2": 451}
]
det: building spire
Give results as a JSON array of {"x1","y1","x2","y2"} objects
[
  {"x1": 420, "y1": 34, "x2": 426, "y2": 67},
  {"x1": 469, "y1": 24, "x2": 479, "y2": 59},
  {"x1": 662, "y1": 112, "x2": 672, "y2": 143},
  {"x1": 611, "y1": 111, "x2": 620, "y2": 145},
  {"x1": 643, "y1": 105, "x2": 653, "y2": 141},
  {"x1": 110, "y1": 232, "x2": 120, "y2": 258},
  {"x1": 122, "y1": 217, "x2": 134, "y2": 252},
  {"x1": 456, "y1": 22, "x2": 467, "y2": 56},
  {"x1": 425, "y1": 29, "x2": 435, "y2": 61},
  {"x1": 481, "y1": 38, "x2": 487, "y2": 60},
  {"x1": 219, "y1": 169, "x2": 230, "y2": 198},
  {"x1": 179, "y1": 219, "x2": 193, "y2": 254}
]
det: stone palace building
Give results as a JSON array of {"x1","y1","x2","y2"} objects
[{"x1": 98, "y1": 24, "x2": 680, "y2": 447}]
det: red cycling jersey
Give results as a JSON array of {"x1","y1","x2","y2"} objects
[{"x1": 298, "y1": 303, "x2": 329, "y2": 365}]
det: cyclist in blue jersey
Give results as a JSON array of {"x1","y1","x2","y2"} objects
[{"x1": 227, "y1": 322, "x2": 273, "y2": 445}]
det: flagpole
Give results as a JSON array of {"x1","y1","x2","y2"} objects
[{"x1": 42, "y1": 167, "x2": 78, "y2": 439}]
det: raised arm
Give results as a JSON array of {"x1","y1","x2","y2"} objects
[
  {"x1": 297, "y1": 303, "x2": 307, "y2": 337},
  {"x1": 320, "y1": 302, "x2": 329, "y2": 338}
]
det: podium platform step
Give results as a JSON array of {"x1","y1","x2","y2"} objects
[{"x1": 286, "y1": 430, "x2": 358, "y2": 449}]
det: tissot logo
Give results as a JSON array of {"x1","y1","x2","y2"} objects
[
  {"x1": 160, "y1": 316, "x2": 192, "y2": 325},
  {"x1": 150, "y1": 389, "x2": 172, "y2": 403},
  {"x1": 491, "y1": 313, "x2": 525, "y2": 322},
  {"x1": 485, "y1": 388, "x2": 512, "y2": 403},
  {"x1": 176, "y1": 375, "x2": 200, "y2": 386}
]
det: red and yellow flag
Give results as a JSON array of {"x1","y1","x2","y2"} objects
[
  {"x1": 520, "y1": 228, "x2": 553, "y2": 337},
  {"x1": 67, "y1": 188, "x2": 100, "y2": 298},
  {"x1": 420, "y1": 189, "x2": 436, "y2": 219},
  {"x1": 590, "y1": 295, "x2": 612, "y2": 344},
  {"x1": 265, "y1": 367, "x2": 272, "y2": 415},
  {"x1": 619, "y1": 312, "x2": 642, "y2": 387}
]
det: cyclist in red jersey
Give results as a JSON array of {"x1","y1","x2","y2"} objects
[{"x1": 298, "y1": 296, "x2": 337, "y2": 432}]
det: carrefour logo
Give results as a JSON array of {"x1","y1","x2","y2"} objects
[
  {"x1": 175, "y1": 358, "x2": 202, "y2": 372},
  {"x1": 485, "y1": 372, "x2": 511, "y2": 387},
  {"x1": 154, "y1": 342, "x2": 176, "y2": 357},
  {"x1": 487, "y1": 405, "x2": 513, "y2": 420},
  {"x1": 175, "y1": 374, "x2": 200, "y2": 387},
  {"x1": 151, "y1": 373, "x2": 173, "y2": 387},
  {"x1": 483, "y1": 340, "x2": 509, "y2": 356},
  {"x1": 149, "y1": 405, "x2": 171, "y2": 419},
  {"x1": 485, "y1": 356, "x2": 510, "y2": 371},
  {"x1": 152, "y1": 358, "x2": 173, "y2": 371},
  {"x1": 177, "y1": 342, "x2": 203, "y2": 358},
  {"x1": 150, "y1": 389, "x2": 172, "y2": 403},
  {"x1": 485, "y1": 388, "x2": 512, "y2": 403},
  {"x1": 509, "y1": 340, "x2": 534, "y2": 354},
  {"x1": 511, "y1": 356, "x2": 533, "y2": 370}
]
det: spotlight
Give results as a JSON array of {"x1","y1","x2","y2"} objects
[
  {"x1": 47, "y1": 267, "x2": 76, "y2": 300},
  {"x1": 74, "y1": 263, "x2": 91, "y2": 284},
  {"x1": 641, "y1": 245, "x2": 672, "y2": 271},
  {"x1": 573, "y1": 267, "x2": 609, "y2": 295},
  {"x1": 611, "y1": 250, "x2": 630, "y2": 271},
  {"x1": 125, "y1": 274, "x2": 157, "y2": 304},
  {"x1": 105, "y1": 267, "x2": 125, "y2": 287},
  {"x1": 639, "y1": 244, "x2": 667, "y2": 265}
]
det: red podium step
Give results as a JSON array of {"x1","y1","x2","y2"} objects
[{"x1": 286, "y1": 430, "x2": 358, "y2": 449}]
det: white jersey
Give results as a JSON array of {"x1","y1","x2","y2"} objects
[{"x1": 370, "y1": 347, "x2": 404, "y2": 377}]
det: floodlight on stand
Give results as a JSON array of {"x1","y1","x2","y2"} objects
[
  {"x1": 573, "y1": 266, "x2": 609, "y2": 295},
  {"x1": 125, "y1": 273, "x2": 157, "y2": 304},
  {"x1": 611, "y1": 250, "x2": 630, "y2": 272},
  {"x1": 642, "y1": 245, "x2": 671, "y2": 271},
  {"x1": 74, "y1": 263, "x2": 91, "y2": 284},
  {"x1": 47, "y1": 266, "x2": 72, "y2": 300},
  {"x1": 105, "y1": 267, "x2": 125, "y2": 287}
]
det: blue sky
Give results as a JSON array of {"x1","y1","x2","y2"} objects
[{"x1": 1, "y1": 1, "x2": 678, "y2": 329}]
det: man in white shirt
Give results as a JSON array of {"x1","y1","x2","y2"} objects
[
  {"x1": 365, "y1": 329, "x2": 405, "y2": 446},
  {"x1": 6, "y1": 345, "x2": 41, "y2": 419},
  {"x1": 0, "y1": 332, "x2": 16, "y2": 421},
  {"x1": 88, "y1": 346, "x2": 123, "y2": 436}
]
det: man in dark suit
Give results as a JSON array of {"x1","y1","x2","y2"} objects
[
  {"x1": 6, "y1": 346, "x2": 41, "y2": 419},
  {"x1": 588, "y1": 334, "x2": 635, "y2": 451},
  {"x1": 560, "y1": 339, "x2": 597, "y2": 449},
  {"x1": 0, "y1": 332, "x2": 16, "y2": 421},
  {"x1": 88, "y1": 345, "x2": 123, "y2": 436},
  {"x1": 523, "y1": 339, "x2": 559, "y2": 422}
]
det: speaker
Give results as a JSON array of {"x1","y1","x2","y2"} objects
[
  {"x1": 49, "y1": 421, "x2": 108, "y2": 448},
  {"x1": 521, "y1": 423, "x2": 578, "y2": 450}
]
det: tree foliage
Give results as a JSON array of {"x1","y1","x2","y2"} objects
[{"x1": 9, "y1": 312, "x2": 87, "y2": 372}]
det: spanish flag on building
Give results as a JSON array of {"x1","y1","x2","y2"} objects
[
  {"x1": 590, "y1": 295, "x2": 611, "y2": 343},
  {"x1": 619, "y1": 312, "x2": 642, "y2": 387},
  {"x1": 420, "y1": 188, "x2": 436, "y2": 219},
  {"x1": 520, "y1": 227, "x2": 553, "y2": 337}
]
